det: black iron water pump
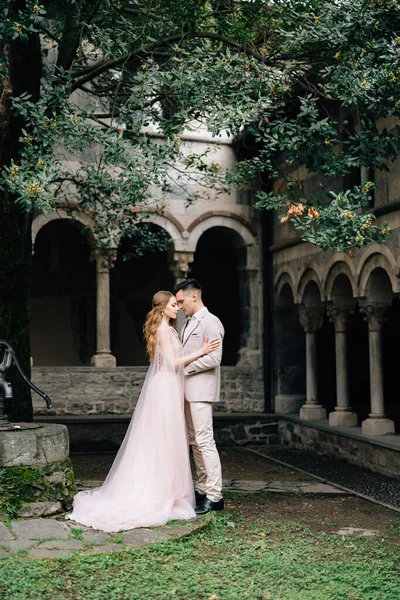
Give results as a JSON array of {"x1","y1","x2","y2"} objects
[{"x1": 0, "y1": 339, "x2": 52, "y2": 426}]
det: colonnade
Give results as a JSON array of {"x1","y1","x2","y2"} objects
[{"x1": 296, "y1": 302, "x2": 395, "y2": 436}]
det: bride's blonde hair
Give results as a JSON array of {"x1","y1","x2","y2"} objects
[{"x1": 144, "y1": 290, "x2": 178, "y2": 360}]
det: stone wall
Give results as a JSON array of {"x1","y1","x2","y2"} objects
[
  {"x1": 0, "y1": 424, "x2": 76, "y2": 518},
  {"x1": 32, "y1": 366, "x2": 265, "y2": 416},
  {"x1": 49, "y1": 415, "x2": 279, "y2": 452},
  {"x1": 278, "y1": 420, "x2": 400, "y2": 480}
]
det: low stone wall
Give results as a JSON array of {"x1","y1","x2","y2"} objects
[
  {"x1": 278, "y1": 420, "x2": 400, "y2": 480},
  {"x1": 32, "y1": 366, "x2": 265, "y2": 416},
  {"x1": 54, "y1": 415, "x2": 279, "y2": 452},
  {"x1": 0, "y1": 424, "x2": 76, "y2": 518}
]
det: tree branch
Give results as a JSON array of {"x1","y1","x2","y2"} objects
[{"x1": 71, "y1": 31, "x2": 281, "y2": 91}]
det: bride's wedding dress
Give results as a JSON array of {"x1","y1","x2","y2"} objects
[{"x1": 66, "y1": 323, "x2": 196, "y2": 532}]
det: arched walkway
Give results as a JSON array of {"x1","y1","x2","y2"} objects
[
  {"x1": 110, "y1": 224, "x2": 175, "y2": 366},
  {"x1": 190, "y1": 227, "x2": 242, "y2": 365},
  {"x1": 273, "y1": 283, "x2": 305, "y2": 413},
  {"x1": 31, "y1": 219, "x2": 96, "y2": 366}
]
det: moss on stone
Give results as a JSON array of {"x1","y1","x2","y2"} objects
[{"x1": 0, "y1": 458, "x2": 77, "y2": 519}]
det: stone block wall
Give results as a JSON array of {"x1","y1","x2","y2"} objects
[
  {"x1": 278, "y1": 420, "x2": 400, "y2": 480},
  {"x1": 32, "y1": 366, "x2": 265, "y2": 416},
  {"x1": 0, "y1": 424, "x2": 76, "y2": 518}
]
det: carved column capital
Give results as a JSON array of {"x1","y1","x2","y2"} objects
[
  {"x1": 359, "y1": 303, "x2": 388, "y2": 332},
  {"x1": 91, "y1": 248, "x2": 117, "y2": 272},
  {"x1": 327, "y1": 306, "x2": 353, "y2": 332},
  {"x1": 297, "y1": 305, "x2": 324, "y2": 333},
  {"x1": 169, "y1": 251, "x2": 194, "y2": 282}
]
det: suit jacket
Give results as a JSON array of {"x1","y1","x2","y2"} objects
[{"x1": 180, "y1": 308, "x2": 224, "y2": 403}]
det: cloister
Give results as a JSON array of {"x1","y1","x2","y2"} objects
[{"x1": 274, "y1": 245, "x2": 400, "y2": 436}]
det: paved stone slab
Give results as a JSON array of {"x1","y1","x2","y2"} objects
[
  {"x1": 297, "y1": 482, "x2": 347, "y2": 495},
  {"x1": 81, "y1": 530, "x2": 112, "y2": 544},
  {"x1": 11, "y1": 518, "x2": 71, "y2": 540},
  {"x1": 38, "y1": 539, "x2": 84, "y2": 550},
  {"x1": 222, "y1": 479, "x2": 233, "y2": 488},
  {"x1": 157, "y1": 524, "x2": 195, "y2": 536},
  {"x1": 230, "y1": 480, "x2": 268, "y2": 492},
  {"x1": 2, "y1": 539, "x2": 36, "y2": 552},
  {"x1": 83, "y1": 543, "x2": 128, "y2": 554},
  {"x1": 65, "y1": 520, "x2": 91, "y2": 531},
  {"x1": 265, "y1": 480, "x2": 347, "y2": 495},
  {"x1": 121, "y1": 528, "x2": 171, "y2": 546},
  {"x1": 28, "y1": 547, "x2": 76, "y2": 559},
  {"x1": 335, "y1": 527, "x2": 379, "y2": 537},
  {"x1": 0, "y1": 523, "x2": 14, "y2": 541},
  {"x1": 0, "y1": 548, "x2": 10, "y2": 558}
]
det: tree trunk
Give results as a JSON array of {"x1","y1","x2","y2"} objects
[{"x1": 0, "y1": 2, "x2": 42, "y2": 421}]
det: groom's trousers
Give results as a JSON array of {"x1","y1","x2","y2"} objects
[{"x1": 184, "y1": 400, "x2": 223, "y2": 502}]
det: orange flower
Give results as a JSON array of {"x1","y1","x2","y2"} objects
[{"x1": 308, "y1": 207, "x2": 319, "y2": 219}]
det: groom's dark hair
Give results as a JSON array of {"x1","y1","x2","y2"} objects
[{"x1": 172, "y1": 278, "x2": 202, "y2": 295}]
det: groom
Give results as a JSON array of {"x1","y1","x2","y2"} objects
[{"x1": 173, "y1": 278, "x2": 225, "y2": 515}]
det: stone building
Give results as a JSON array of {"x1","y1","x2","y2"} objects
[
  {"x1": 269, "y1": 115, "x2": 400, "y2": 477},
  {"x1": 31, "y1": 119, "x2": 400, "y2": 476},
  {"x1": 31, "y1": 127, "x2": 265, "y2": 423}
]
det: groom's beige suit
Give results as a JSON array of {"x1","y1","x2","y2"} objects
[{"x1": 181, "y1": 307, "x2": 224, "y2": 502}]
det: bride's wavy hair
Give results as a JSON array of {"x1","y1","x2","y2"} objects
[{"x1": 144, "y1": 290, "x2": 178, "y2": 360}]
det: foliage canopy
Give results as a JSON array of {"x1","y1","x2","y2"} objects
[{"x1": 1, "y1": 0, "x2": 400, "y2": 251}]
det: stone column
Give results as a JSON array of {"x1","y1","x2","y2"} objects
[
  {"x1": 90, "y1": 249, "x2": 117, "y2": 367},
  {"x1": 298, "y1": 305, "x2": 327, "y2": 420},
  {"x1": 169, "y1": 251, "x2": 194, "y2": 284},
  {"x1": 327, "y1": 307, "x2": 357, "y2": 427},
  {"x1": 360, "y1": 304, "x2": 394, "y2": 436}
]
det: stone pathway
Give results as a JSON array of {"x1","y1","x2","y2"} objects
[
  {"x1": 0, "y1": 477, "x2": 347, "y2": 560},
  {"x1": 78, "y1": 478, "x2": 346, "y2": 496},
  {"x1": 0, "y1": 515, "x2": 211, "y2": 560}
]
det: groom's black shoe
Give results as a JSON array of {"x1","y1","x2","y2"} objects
[
  {"x1": 195, "y1": 491, "x2": 206, "y2": 506},
  {"x1": 195, "y1": 497, "x2": 224, "y2": 515}
]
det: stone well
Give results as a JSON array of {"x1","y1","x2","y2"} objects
[{"x1": 0, "y1": 423, "x2": 76, "y2": 518}]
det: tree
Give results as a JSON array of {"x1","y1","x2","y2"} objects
[{"x1": 1, "y1": 0, "x2": 399, "y2": 418}]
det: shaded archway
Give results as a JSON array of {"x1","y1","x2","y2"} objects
[
  {"x1": 354, "y1": 267, "x2": 394, "y2": 430},
  {"x1": 274, "y1": 283, "x2": 305, "y2": 413},
  {"x1": 110, "y1": 224, "x2": 174, "y2": 366},
  {"x1": 31, "y1": 219, "x2": 96, "y2": 365},
  {"x1": 190, "y1": 226, "x2": 242, "y2": 365}
]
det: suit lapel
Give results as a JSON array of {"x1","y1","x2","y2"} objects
[{"x1": 182, "y1": 309, "x2": 208, "y2": 346}]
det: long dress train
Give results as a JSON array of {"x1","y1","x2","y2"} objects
[{"x1": 66, "y1": 324, "x2": 196, "y2": 532}]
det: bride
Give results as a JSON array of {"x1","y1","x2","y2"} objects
[{"x1": 66, "y1": 290, "x2": 220, "y2": 532}]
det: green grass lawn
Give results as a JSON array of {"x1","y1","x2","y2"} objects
[{"x1": 1, "y1": 492, "x2": 400, "y2": 600}]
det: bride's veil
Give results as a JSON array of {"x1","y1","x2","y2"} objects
[{"x1": 100, "y1": 323, "x2": 185, "y2": 493}]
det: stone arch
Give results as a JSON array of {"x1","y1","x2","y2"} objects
[
  {"x1": 296, "y1": 268, "x2": 323, "y2": 304},
  {"x1": 325, "y1": 260, "x2": 357, "y2": 301},
  {"x1": 31, "y1": 216, "x2": 97, "y2": 366},
  {"x1": 273, "y1": 279, "x2": 306, "y2": 414},
  {"x1": 275, "y1": 269, "x2": 296, "y2": 307},
  {"x1": 32, "y1": 209, "x2": 97, "y2": 249},
  {"x1": 357, "y1": 252, "x2": 399, "y2": 296},
  {"x1": 139, "y1": 211, "x2": 185, "y2": 252},
  {"x1": 188, "y1": 213, "x2": 261, "y2": 367},
  {"x1": 187, "y1": 210, "x2": 258, "y2": 238},
  {"x1": 187, "y1": 213, "x2": 258, "y2": 269}
]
